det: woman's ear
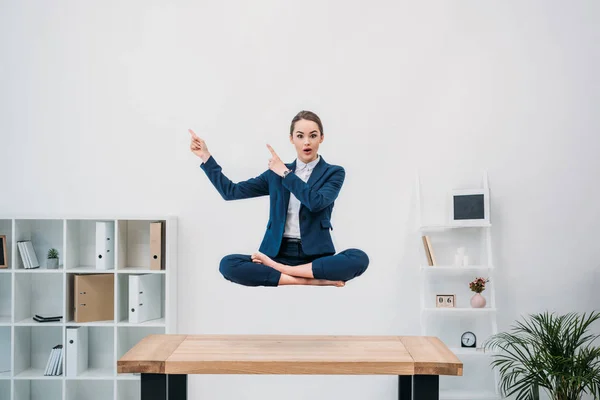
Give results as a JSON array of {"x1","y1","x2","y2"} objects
[
  {"x1": 289, "y1": 134, "x2": 294, "y2": 144},
  {"x1": 319, "y1": 134, "x2": 324, "y2": 143}
]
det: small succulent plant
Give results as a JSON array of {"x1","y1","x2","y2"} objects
[{"x1": 47, "y1": 248, "x2": 59, "y2": 259}]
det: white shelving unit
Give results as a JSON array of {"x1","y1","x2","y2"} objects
[
  {"x1": 415, "y1": 172, "x2": 500, "y2": 400},
  {"x1": 0, "y1": 216, "x2": 178, "y2": 400}
]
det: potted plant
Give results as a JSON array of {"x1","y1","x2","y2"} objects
[
  {"x1": 484, "y1": 311, "x2": 600, "y2": 400},
  {"x1": 47, "y1": 248, "x2": 59, "y2": 269},
  {"x1": 469, "y1": 276, "x2": 489, "y2": 307}
]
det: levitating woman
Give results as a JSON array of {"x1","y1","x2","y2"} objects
[{"x1": 189, "y1": 110, "x2": 369, "y2": 287}]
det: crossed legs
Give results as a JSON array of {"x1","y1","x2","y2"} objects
[{"x1": 219, "y1": 246, "x2": 369, "y2": 287}]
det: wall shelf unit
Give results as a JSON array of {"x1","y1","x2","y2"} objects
[
  {"x1": 415, "y1": 171, "x2": 500, "y2": 400},
  {"x1": 0, "y1": 216, "x2": 177, "y2": 400}
]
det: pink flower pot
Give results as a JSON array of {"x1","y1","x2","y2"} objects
[{"x1": 470, "y1": 293, "x2": 486, "y2": 308}]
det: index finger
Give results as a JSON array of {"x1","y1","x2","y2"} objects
[
  {"x1": 266, "y1": 144, "x2": 277, "y2": 157},
  {"x1": 188, "y1": 129, "x2": 199, "y2": 139}
]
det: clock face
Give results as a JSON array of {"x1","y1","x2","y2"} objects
[{"x1": 461, "y1": 331, "x2": 476, "y2": 347}]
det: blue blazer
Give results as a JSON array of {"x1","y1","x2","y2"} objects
[{"x1": 200, "y1": 155, "x2": 345, "y2": 257}]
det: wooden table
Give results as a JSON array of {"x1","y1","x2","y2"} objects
[{"x1": 117, "y1": 334, "x2": 463, "y2": 400}]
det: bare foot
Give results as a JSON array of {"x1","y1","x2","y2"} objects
[
  {"x1": 251, "y1": 252, "x2": 283, "y2": 271},
  {"x1": 278, "y1": 274, "x2": 345, "y2": 287}
]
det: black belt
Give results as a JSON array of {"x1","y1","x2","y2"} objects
[{"x1": 283, "y1": 237, "x2": 301, "y2": 243}]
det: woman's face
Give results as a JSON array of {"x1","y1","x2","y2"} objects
[{"x1": 289, "y1": 119, "x2": 323, "y2": 163}]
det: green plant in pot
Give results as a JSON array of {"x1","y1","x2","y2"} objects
[
  {"x1": 47, "y1": 248, "x2": 59, "y2": 269},
  {"x1": 484, "y1": 311, "x2": 600, "y2": 400}
]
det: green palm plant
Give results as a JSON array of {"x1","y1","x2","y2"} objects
[{"x1": 484, "y1": 311, "x2": 600, "y2": 400}]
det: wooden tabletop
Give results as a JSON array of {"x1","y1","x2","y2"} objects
[{"x1": 117, "y1": 334, "x2": 463, "y2": 376}]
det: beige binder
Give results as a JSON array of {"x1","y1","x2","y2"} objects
[
  {"x1": 74, "y1": 274, "x2": 114, "y2": 322},
  {"x1": 149, "y1": 221, "x2": 165, "y2": 270}
]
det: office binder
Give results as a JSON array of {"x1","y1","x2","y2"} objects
[
  {"x1": 129, "y1": 274, "x2": 162, "y2": 324},
  {"x1": 74, "y1": 274, "x2": 114, "y2": 323},
  {"x1": 149, "y1": 221, "x2": 165, "y2": 270},
  {"x1": 95, "y1": 221, "x2": 114, "y2": 270},
  {"x1": 66, "y1": 326, "x2": 88, "y2": 377}
]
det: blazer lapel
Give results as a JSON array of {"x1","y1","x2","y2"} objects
[{"x1": 307, "y1": 156, "x2": 327, "y2": 188}]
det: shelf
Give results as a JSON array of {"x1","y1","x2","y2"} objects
[
  {"x1": 440, "y1": 389, "x2": 500, "y2": 399},
  {"x1": 14, "y1": 326, "x2": 63, "y2": 378},
  {"x1": 117, "y1": 267, "x2": 165, "y2": 274},
  {"x1": 450, "y1": 347, "x2": 499, "y2": 356},
  {"x1": 1, "y1": 216, "x2": 176, "y2": 400},
  {"x1": 116, "y1": 273, "x2": 165, "y2": 325},
  {"x1": 14, "y1": 368, "x2": 62, "y2": 379},
  {"x1": 14, "y1": 273, "x2": 63, "y2": 323},
  {"x1": 67, "y1": 367, "x2": 115, "y2": 380},
  {"x1": 423, "y1": 307, "x2": 497, "y2": 313},
  {"x1": 14, "y1": 219, "x2": 64, "y2": 270},
  {"x1": 66, "y1": 379, "x2": 114, "y2": 399},
  {"x1": 65, "y1": 219, "x2": 116, "y2": 272},
  {"x1": 419, "y1": 223, "x2": 491, "y2": 232},
  {"x1": 66, "y1": 266, "x2": 114, "y2": 274},
  {"x1": 116, "y1": 219, "x2": 166, "y2": 271},
  {"x1": 65, "y1": 320, "x2": 114, "y2": 326},
  {"x1": 14, "y1": 268, "x2": 63, "y2": 273},
  {"x1": 15, "y1": 317, "x2": 63, "y2": 326},
  {"x1": 14, "y1": 379, "x2": 62, "y2": 400},
  {"x1": 421, "y1": 265, "x2": 494, "y2": 272},
  {"x1": 117, "y1": 317, "x2": 165, "y2": 327},
  {"x1": 65, "y1": 326, "x2": 114, "y2": 379}
]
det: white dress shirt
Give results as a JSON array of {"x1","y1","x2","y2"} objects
[{"x1": 283, "y1": 155, "x2": 320, "y2": 239}]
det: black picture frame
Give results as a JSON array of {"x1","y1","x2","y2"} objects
[{"x1": 0, "y1": 235, "x2": 7, "y2": 269}]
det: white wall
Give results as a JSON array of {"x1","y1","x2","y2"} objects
[{"x1": 1, "y1": 0, "x2": 599, "y2": 398}]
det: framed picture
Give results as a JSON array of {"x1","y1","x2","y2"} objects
[
  {"x1": 0, "y1": 235, "x2": 7, "y2": 269},
  {"x1": 436, "y1": 294, "x2": 455, "y2": 308},
  {"x1": 450, "y1": 188, "x2": 490, "y2": 226}
]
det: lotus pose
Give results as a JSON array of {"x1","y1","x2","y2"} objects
[{"x1": 189, "y1": 110, "x2": 369, "y2": 287}]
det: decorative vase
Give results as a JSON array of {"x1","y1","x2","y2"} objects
[
  {"x1": 470, "y1": 293, "x2": 486, "y2": 308},
  {"x1": 47, "y1": 258, "x2": 58, "y2": 269}
]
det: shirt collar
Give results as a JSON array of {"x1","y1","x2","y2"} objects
[{"x1": 296, "y1": 155, "x2": 320, "y2": 171}]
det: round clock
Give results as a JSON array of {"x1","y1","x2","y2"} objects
[{"x1": 461, "y1": 331, "x2": 476, "y2": 348}]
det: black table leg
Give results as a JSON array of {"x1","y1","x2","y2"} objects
[
  {"x1": 398, "y1": 375, "x2": 412, "y2": 400},
  {"x1": 412, "y1": 375, "x2": 439, "y2": 400},
  {"x1": 141, "y1": 373, "x2": 188, "y2": 400}
]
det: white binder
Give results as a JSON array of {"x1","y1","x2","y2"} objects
[
  {"x1": 66, "y1": 326, "x2": 88, "y2": 377},
  {"x1": 129, "y1": 274, "x2": 162, "y2": 324},
  {"x1": 95, "y1": 221, "x2": 114, "y2": 270}
]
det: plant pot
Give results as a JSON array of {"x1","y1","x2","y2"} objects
[
  {"x1": 470, "y1": 293, "x2": 486, "y2": 308},
  {"x1": 47, "y1": 258, "x2": 58, "y2": 269}
]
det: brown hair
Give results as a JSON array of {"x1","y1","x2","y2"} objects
[{"x1": 290, "y1": 110, "x2": 324, "y2": 136}]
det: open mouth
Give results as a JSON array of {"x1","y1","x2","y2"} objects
[{"x1": 303, "y1": 148, "x2": 312, "y2": 154}]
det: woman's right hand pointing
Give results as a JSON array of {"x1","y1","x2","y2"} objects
[{"x1": 189, "y1": 129, "x2": 211, "y2": 163}]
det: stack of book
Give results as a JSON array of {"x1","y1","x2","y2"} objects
[
  {"x1": 17, "y1": 240, "x2": 39, "y2": 269},
  {"x1": 44, "y1": 344, "x2": 63, "y2": 376},
  {"x1": 33, "y1": 314, "x2": 62, "y2": 323}
]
